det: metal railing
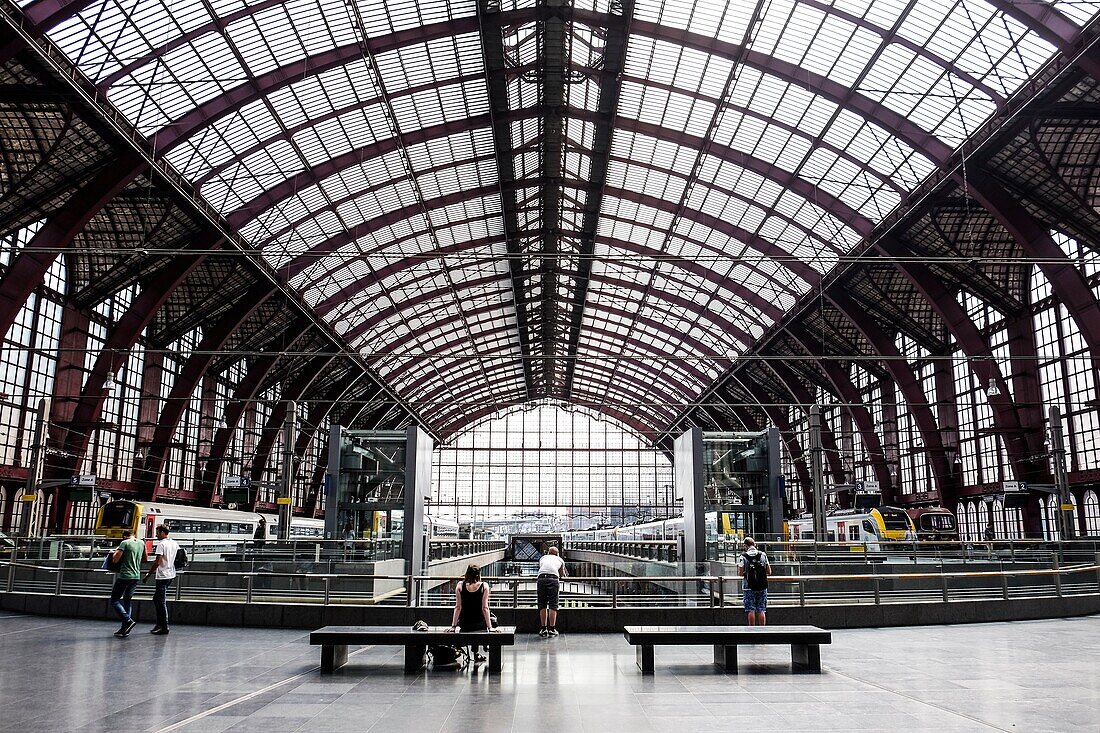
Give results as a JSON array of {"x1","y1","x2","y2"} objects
[
  {"x1": 567, "y1": 540, "x2": 679, "y2": 563},
  {"x1": 1, "y1": 536, "x2": 504, "y2": 565},
  {"x1": 5, "y1": 558, "x2": 1099, "y2": 609}
]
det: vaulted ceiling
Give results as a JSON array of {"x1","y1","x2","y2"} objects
[{"x1": 2, "y1": 0, "x2": 1100, "y2": 443}]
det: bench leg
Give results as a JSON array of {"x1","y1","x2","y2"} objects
[
  {"x1": 713, "y1": 644, "x2": 738, "y2": 673},
  {"x1": 791, "y1": 644, "x2": 821, "y2": 673},
  {"x1": 488, "y1": 645, "x2": 502, "y2": 674},
  {"x1": 404, "y1": 644, "x2": 426, "y2": 674},
  {"x1": 320, "y1": 644, "x2": 348, "y2": 674},
  {"x1": 636, "y1": 644, "x2": 654, "y2": 674}
]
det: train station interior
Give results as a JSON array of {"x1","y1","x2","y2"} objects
[{"x1": 2, "y1": 0, "x2": 1100, "y2": 730}]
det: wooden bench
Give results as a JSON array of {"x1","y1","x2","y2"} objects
[
  {"x1": 623, "y1": 625, "x2": 831, "y2": 674},
  {"x1": 309, "y1": 625, "x2": 516, "y2": 674}
]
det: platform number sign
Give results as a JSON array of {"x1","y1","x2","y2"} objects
[
  {"x1": 223, "y1": 475, "x2": 250, "y2": 504},
  {"x1": 69, "y1": 474, "x2": 96, "y2": 502}
]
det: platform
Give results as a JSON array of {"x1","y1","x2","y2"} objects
[{"x1": 0, "y1": 610, "x2": 1097, "y2": 731}]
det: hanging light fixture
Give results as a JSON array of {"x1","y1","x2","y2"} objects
[{"x1": 986, "y1": 378, "x2": 1000, "y2": 397}]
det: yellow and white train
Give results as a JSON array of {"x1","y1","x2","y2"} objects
[
  {"x1": 94, "y1": 499, "x2": 324, "y2": 554},
  {"x1": 787, "y1": 506, "x2": 917, "y2": 548}
]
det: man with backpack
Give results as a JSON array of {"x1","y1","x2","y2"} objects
[
  {"x1": 143, "y1": 524, "x2": 181, "y2": 635},
  {"x1": 737, "y1": 537, "x2": 771, "y2": 626}
]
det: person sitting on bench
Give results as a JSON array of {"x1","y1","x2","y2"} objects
[{"x1": 446, "y1": 564, "x2": 499, "y2": 662}]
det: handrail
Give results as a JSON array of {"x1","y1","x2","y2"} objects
[{"x1": 4, "y1": 560, "x2": 1098, "y2": 584}]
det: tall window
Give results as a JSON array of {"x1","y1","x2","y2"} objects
[{"x1": 433, "y1": 402, "x2": 672, "y2": 527}]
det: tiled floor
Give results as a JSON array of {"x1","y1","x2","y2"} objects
[{"x1": 1, "y1": 610, "x2": 1097, "y2": 732}]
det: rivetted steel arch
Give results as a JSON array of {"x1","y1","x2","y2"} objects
[
  {"x1": 380, "y1": 296, "x2": 725, "y2": 391},
  {"x1": 232, "y1": 112, "x2": 862, "y2": 269},
  {"x1": 309, "y1": 232, "x2": 788, "y2": 325},
  {"x1": 784, "y1": 325, "x2": 894, "y2": 494},
  {"x1": 826, "y1": 290, "x2": 953, "y2": 506},
  {"x1": 396, "y1": 323, "x2": 713, "y2": 406},
  {"x1": 137, "y1": 282, "x2": 277, "y2": 497},
  {"x1": 321, "y1": 238, "x2": 778, "y2": 349},
  {"x1": 341, "y1": 267, "x2": 757, "y2": 351},
  {"x1": 878, "y1": 240, "x2": 1044, "y2": 483},
  {"x1": 290, "y1": 174, "x2": 825, "y2": 299}
]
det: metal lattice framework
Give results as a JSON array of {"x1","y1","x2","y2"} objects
[{"x1": 3, "y1": 0, "x2": 1100, "y2": 528}]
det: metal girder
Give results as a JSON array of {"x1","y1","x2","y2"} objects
[
  {"x1": 967, "y1": 177, "x2": 1100, "y2": 360},
  {"x1": 195, "y1": 319, "x2": 313, "y2": 505},
  {"x1": 877, "y1": 241, "x2": 1043, "y2": 480},
  {"x1": 825, "y1": 289, "x2": 952, "y2": 506},
  {"x1": 49, "y1": 251, "x2": 209, "y2": 527},
  {"x1": 983, "y1": 0, "x2": 1100, "y2": 80},
  {"x1": 785, "y1": 325, "x2": 894, "y2": 495},
  {"x1": 533, "y1": 0, "x2": 568, "y2": 394},
  {"x1": 477, "y1": 0, "x2": 536, "y2": 396},
  {"x1": 761, "y1": 360, "x2": 848, "y2": 484},
  {"x1": 137, "y1": 282, "x2": 276, "y2": 497},
  {"x1": 556, "y1": 0, "x2": 635, "y2": 399},
  {"x1": 246, "y1": 352, "x2": 335, "y2": 501},
  {"x1": 0, "y1": 156, "x2": 144, "y2": 337}
]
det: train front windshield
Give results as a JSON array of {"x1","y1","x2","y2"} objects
[
  {"x1": 921, "y1": 514, "x2": 957, "y2": 532},
  {"x1": 99, "y1": 502, "x2": 136, "y2": 531},
  {"x1": 878, "y1": 509, "x2": 912, "y2": 531}
]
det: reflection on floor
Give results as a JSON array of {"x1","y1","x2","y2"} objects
[{"x1": 0, "y1": 610, "x2": 1097, "y2": 732}]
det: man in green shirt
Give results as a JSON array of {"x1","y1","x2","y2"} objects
[{"x1": 109, "y1": 529, "x2": 146, "y2": 637}]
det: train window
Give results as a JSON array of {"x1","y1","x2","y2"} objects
[
  {"x1": 863, "y1": 520, "x2": 876, "y2": 535},
  {"x1": 878, "y1": 510, "x2": 911, "y2": 530},
  {"x1": 101, "y1": 503, "x2": 135, "y2": 528},
  {"x1": 849, "y1": 526, "x2": 860, "y2": 541}
]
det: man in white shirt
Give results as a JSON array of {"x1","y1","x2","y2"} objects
[
  {"x1": 143, "y1": 524, "x2": 180, "y2": 635},
  {"x1": 536, "y1": 545, "x2": 567, "y2": 637}
]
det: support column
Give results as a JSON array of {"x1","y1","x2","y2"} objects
[
  {"x1": 277, "y1": 401, "x2": 296, "y2": 540},
  {"x1": 809, "y1": 405, "x2": 826, "y2": 540},
  {"x1": 1049, "y1": 406, "x2": 1074, "y2": 540},
  {"x1": 19, "y1": 398, "x2": 49, "y2": 537},
  {"x1": 674, "y1": 427, "x2": 705, "y2": 564},
  {"x1": 404, "y1": 426, "x2": 432, "y2": 577}
]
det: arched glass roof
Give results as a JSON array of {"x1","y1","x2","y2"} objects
[{"x1": 26, "y1": 0, "x2": 1100, "y2": 437}]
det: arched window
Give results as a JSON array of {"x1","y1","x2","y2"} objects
[
  {"x1": 1084, "y1": 491, "x2": 1100, "y2": 536},
  {"x1": 1002, "y1": 505, "x2": 1024, "y2": 539},
  {"x1": 0, "y1": 486, "x2": 8, "y2": 531},
  {"x1": 1041, "y1": 495, "x2": 1060, "y2": 540}
]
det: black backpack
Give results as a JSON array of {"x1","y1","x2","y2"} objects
[
  {"x1": 742, "y1": 551, "x2": 768, "y2": 591},
  {"x1": 174, "y1": 546, "x2": 188, "y2": 570},
  {"x1": 428, "y1": 645, "x2": 467, "y2": 667}
]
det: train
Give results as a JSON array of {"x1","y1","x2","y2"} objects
[
  {"x1": 787, "y1": 506, "x2": 917, "y2": 547},
  {"x1": 905, "y1": 506, "x2": 958, "y2": 541},
  {"x1": 564, "y1": 513, "x2": 716, "y2": 542},
  {"x1": 94, "y1": 499, "x2": 324, "y2": 554}
]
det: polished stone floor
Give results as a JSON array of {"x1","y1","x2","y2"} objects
[{"x1": 0, "y1": 610, "x2": 1096, "y2": 732}]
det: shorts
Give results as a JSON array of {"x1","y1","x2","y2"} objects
[
  {"x1": 536, "y1": 575, "x2": 559, "y2": 610},
  {"x1": 743, "y1": 588, "x2": 768, "y2": 613}
]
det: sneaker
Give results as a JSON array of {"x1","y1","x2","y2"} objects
[
  {"x1": 151, "y1": 628, "x2": 169, "y2": 635},
  {"x1": 538, "y1": 628, "x2": 549, "y2": 637},
  {"x1": 548, "y1": 628, "x2": 559, "y2": 637},
  {"x1": 119, "y1": 619, "x2": 136, "y2": 637}
]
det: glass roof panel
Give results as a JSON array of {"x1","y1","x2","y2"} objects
[{"x1": 32, "y1": 0, "x2": 1100, "y2": 436}]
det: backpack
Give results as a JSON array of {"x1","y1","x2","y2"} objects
[
  {"x1": 742, "y1": 551, "x2": 768, "y2": 591},
  {"x1": 427, "y1": 645, "x2": 467, "y2": 668},
  {"x1": 174, "y1": 546, "x2": 188, "y2": 570}
]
